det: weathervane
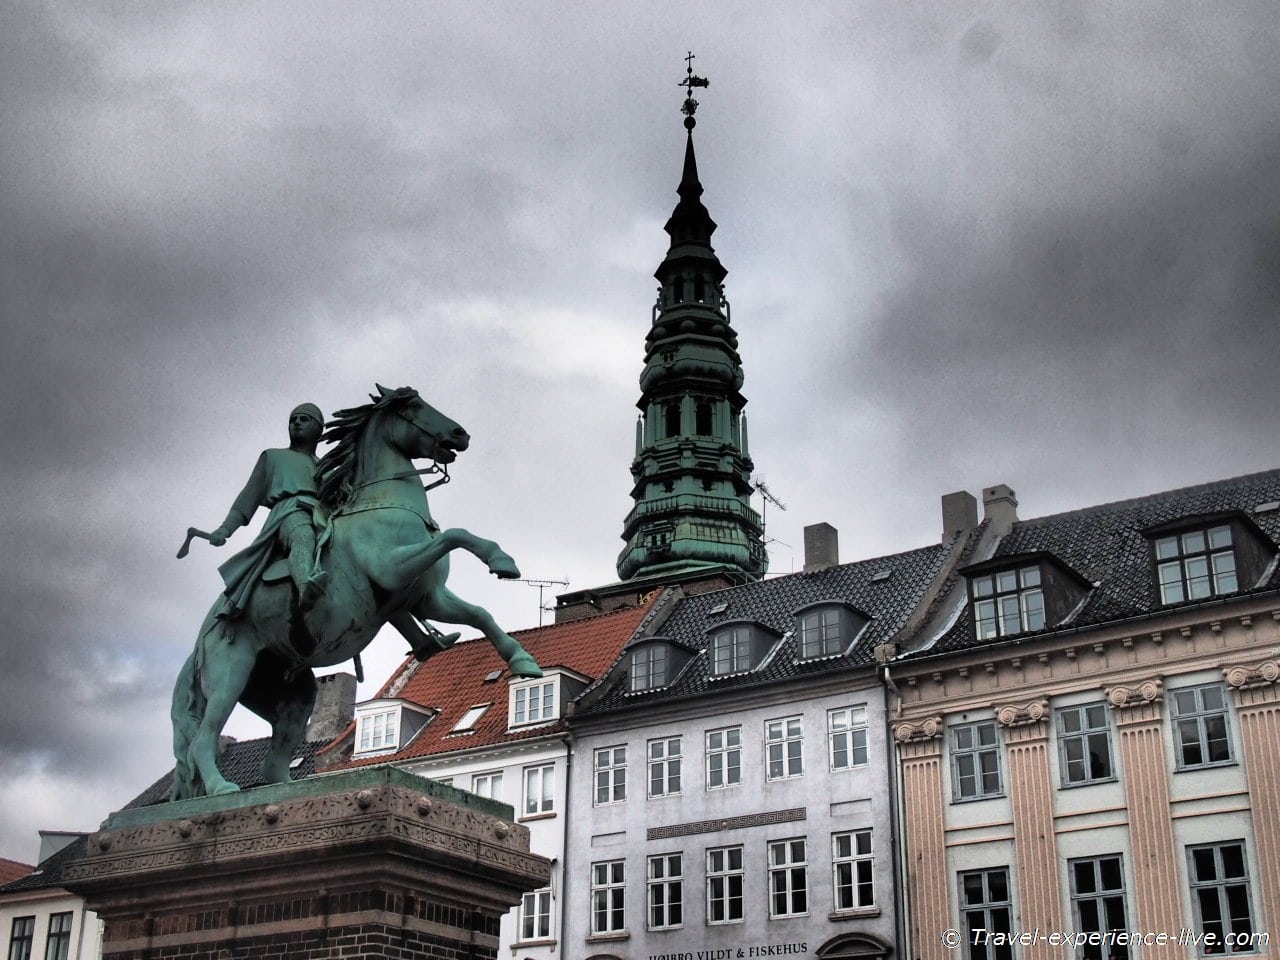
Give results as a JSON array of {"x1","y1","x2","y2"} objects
[{"x1": 679, "y1": 51, "x2": 710, "y2": 128}]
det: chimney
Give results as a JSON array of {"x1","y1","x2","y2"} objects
[
  {"x1": 940, "y1": 491, "x2": 978, "y2": 541},
  {"x1": 803, "y1": 523, "x2": 839, "y2": 572},
  {"x1": 307, "y1": 672, "x2": 358, "y2": 742},
  {"x1": 982, "y1": 484, "x2": 1019, "y2": 537}
]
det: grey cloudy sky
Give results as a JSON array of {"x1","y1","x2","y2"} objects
[{"x1": 2, "y1": 1, "x2": 1277, "y2": 861}]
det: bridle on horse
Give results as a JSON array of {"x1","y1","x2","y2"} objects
[{"x1": 345, "y1": 406, "x2": 454, "y2": 494}]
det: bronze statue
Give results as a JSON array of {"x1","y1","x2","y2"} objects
[{"x1": 171, "y1": 386, "x2": 541, "y2": 799}]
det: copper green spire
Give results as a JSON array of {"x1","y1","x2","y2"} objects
[{"x1": 616, "y1": 56, "x2": 767, "y2": 583}]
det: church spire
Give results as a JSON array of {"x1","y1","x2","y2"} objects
[{"x1": 616, "y1": 55, "x2": 767, "y2": 584}]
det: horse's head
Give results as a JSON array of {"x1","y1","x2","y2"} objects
[{"x1": 377, "y1": 385, "x2": 470, "y2": 464}]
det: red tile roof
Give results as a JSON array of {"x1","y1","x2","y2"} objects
[
  {"x1": 326, "y1": 596, "x2": 658, "y2": 767},
  {"x1": 0, "y1": 858, "x2": 34, "y2": 886}
]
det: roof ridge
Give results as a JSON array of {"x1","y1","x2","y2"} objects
[{"x1": 1015, "y1": 467, "x2": 1280, "y2": 528}]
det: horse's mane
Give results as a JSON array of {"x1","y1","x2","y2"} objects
[{"x1": 316, "y1": 386, "x2": 419, "y2": 509}]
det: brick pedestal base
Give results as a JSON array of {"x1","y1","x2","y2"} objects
[{"x1": 63, "y1": 769, "x2": 550, "y2": 960}]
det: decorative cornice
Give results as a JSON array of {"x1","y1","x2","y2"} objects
[{"x1": 1223, "y1": 658, "x2": 1280, "y2": 690}]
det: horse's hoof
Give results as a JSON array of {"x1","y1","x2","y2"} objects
[
  {"x1": 488, "y1": 553, "x2": 520, "y2": 579},
  {"x1": 208, "y1": 781, "x2": 241, "y2": 796},
  {"x1": 507, "y1": 652, "x2": 543, "y2": 678}
]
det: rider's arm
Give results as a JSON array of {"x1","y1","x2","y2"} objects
[{"x1": 212, "y1": 452, "x2": 269, "y2": 541}]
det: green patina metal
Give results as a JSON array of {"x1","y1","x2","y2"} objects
[{"x1": 617, "y1": 63, "x2": 767, "y2": 583}]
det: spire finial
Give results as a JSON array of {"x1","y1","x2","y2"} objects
[{"x1": 679, "y1": 51, "x2": 710, "y2": 130}]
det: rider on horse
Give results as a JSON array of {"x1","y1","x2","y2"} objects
[{"x1": 207, "y1": 402, "x2": 329, "y2": 614}]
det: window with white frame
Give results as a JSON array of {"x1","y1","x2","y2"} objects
[
  {"x1": 511, "y1": 679, "x2": 557, "y2": 726},
  {"x1": 972, "y1": 565, "x2": 1046, "y2": 640},
  {"x1": 8, "y1": 917, "x2": 34, "y2": 960},
  {"x1": 522, "y1": 764, "x2": 554, "y2": 816},
  {"x1": 951, "y1": 720, "x2": 1002, "y2": 800},
  {"x1": 1156, "y1": 525, "x2": 1238, "y2": 604},
  {"x1": 648, "y1": 736, "x2": 682, "y2": 797},
  {"x1": 591, "y1": 860, "x2": 626, "y2": 935},
  {"x1": 768, "y1": 838, "x2": 808, "y2": 918},
  {"x1": 829, "y1": 706, "x2": 869, "y2": 770},
  {"x1": 471, "y1": 770, "x2": 502, "y2": 800},
  {"x1": 706, "y1": 845, "x2": 744, "y2": 924},
  {"x1": 594, "y1": 745, "x2": 627, "y2": 805},
  {"x1": 631, "y1": 644, "x2": 668, "y2": 692},
  {"x1": 648, "y1": 853, "x2": 683, "y2": 930},
  {"x1": 706, "y1": 726, "x2": 742, "y2": 789},
  {"x1": 451, "y1": 703, "x2": 489, "y2": 733},
  {"x1": 44, "y1": 914, "x2": 72, "y2": 960},
  {"x1": 960, "y1": 868, "x2": 1013, "y2": 960},
  {"x1": 799, "y1": 607, "x2": 842, "y2": 659},
  {"x1": 833, "y1": 830, "x2": 874, "y2": 912},
  {"x1": 766, "y1": 716, "x2": 804, "y2": 781},
  {"x1": 519, "y1": 888, "x2": 552, "y2": 941},
  {"x1": 1188, "y1": 842, "x2": 1257, "y2": 955},
  {"x1": 1172, "y1": 684, "x2": 1233, "y2": 769},
  {"x1": 1058, "y1": 703, "x2": 1114, "y2": 785},
  {"x1": 357, "y1": 708, "x2": 399, "y2": 753},
  {"x1": 1070, "y1": 855, "x2": 1129, "y2": 960},
  {"x1": 710, "y1": 625, "x2": 753, "y2": 676}
]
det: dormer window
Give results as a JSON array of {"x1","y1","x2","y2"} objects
[
  {"x1": 627, "y1": 638, "x2": 694, "y2": 693},
  {"x1": 972, "y1": 566, "x2": 1045, "y2": 640},
  {"x1": 794, "y1": 602, "x2": 870, "y2": 660},
  {"x1": 359, "y1": 709, "x2": 398, "y2": 752},
  {"x1": 1155, "y1": 525, "x2": 1237, "y2": 603},
  {"x1": 708, "y1": 621, "x2": 779, "y2": 677},
  {"x1": 353, "y1": 698, "x2": 435, "y2": 756},
  {"x1": 511, "y1": 679, "x2": 557, "y2": 726}
]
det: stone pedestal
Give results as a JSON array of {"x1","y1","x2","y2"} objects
[{"x1": 62, "y1": 768, "x2": 550, "y2": 960}]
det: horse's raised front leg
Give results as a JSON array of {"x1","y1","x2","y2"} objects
[
  {"x1": 380, "y1": 528, "x2": 520, "y2": 584},
  {"x1": 190, "y1": 629, "x2": 259, "y2": 796},
  {"x1": 418, "y1": 585, "x2": 542, "y2": 677}
]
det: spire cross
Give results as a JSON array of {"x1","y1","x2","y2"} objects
[{"x1": 679, "y1": 51, "x2": 710, "y2": 122}]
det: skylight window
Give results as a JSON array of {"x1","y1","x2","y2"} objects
[{"x1": 452, "y1": 704, "x2": 490, "y2": 733}]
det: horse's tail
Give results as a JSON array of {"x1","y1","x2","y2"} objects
[{"x1": 170, "y1": 647, "x2": 205, "y2": 801}]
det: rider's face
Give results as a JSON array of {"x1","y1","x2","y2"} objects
[{"x1": 289, "y1": 413, "x2": 322, "y2": 445}]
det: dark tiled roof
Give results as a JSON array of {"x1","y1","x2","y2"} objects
[
  {"x1": 922, "y1": 468, "x2": 1280, "y2": 657},
  {"x1": 126, "y1": 738, "x2": 328, "y2": 809},
  {"x1": 328, "y1": 599, "x2": 657, "y2": 767},
  {"x1": 0, "y1": 837, "x2": 85, "y2": 894},
  {"x1": 580, "y1": 538, "x2": 960, "y2": 715}
]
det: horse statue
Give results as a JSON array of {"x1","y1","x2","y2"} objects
[{"x1": 170, "y1": 385, "x2": 540, "y2": 799}]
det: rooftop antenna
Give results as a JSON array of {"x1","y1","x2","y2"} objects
[
  {"x1": 754, "y1": 477, "x2": 788, "y2": 540},
  {"x1": 517, "y1": 578, "x2": 570, "y2": 627}
]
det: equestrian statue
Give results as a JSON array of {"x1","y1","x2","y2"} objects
[{"x1": 170, "y1": 385, "x2": 541, "y2": 799}]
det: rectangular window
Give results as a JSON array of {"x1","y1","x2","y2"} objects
[
  {"x1": 972, "y1": 565, "x2": 1045, "y2": 640},
  {"x1": 451, "y1": 703, "x2": 489, "y2": 733},
  {"x1": 833, "y1": 830, "x2": 875, "y2": 911},
  {"x1": 960, "y1": 869, "x2": 1013, "y2": 960},
  {"x1": 799, "y1": 608, "x2": 842, "y2": 659},
  {"x1": 1156, "y1": 525, "x2": 1238, "y2": 604},
  {"x1": 1070, "y1": 855, "x2": 1129, "y2": 960},
  {"x1": 357, "y1": 709, "x2": 398, "y2": 752},
  {"x1": 766, "y1": 716, "x2": 804, "y2": 781},
  {"x1": 951, "y1": 721, "x2": 1002, "y2": 800},
  {"x1": 768, "y1": 838, "x2": 808, "y2": 918},
  {"x1": 1058, "y1": 703, "x2": 1114, "y2": 785},
  {"x1": 706, "y1": 846, "x2": 744, "y2": 924},
  {"x1": 631, "y1": 645, "x2": 668, "y2": 692},
  {"x1": 648, "y1": 853, "x2": 684, "y2": 930},
  {"x1": 594, "y1": 745, "x2": 627, "y2": 805},
  {"x1": 522, "y1": 764, "x2": 554, "y2": 816},
  {"x1": 43, "y1": 915, "x2": 72, "y2": 960},
  {"x1": 1172, "y1": 684, "x2": 1233, "y2": 769},
  {"x1": 648, "y1": 736, "x2": 682, "y2": 797},
  {"x1": 706, "y1": 726, "x2": 742, "y2": 789},
  {"x1": 513, "y1": 680, "x2": 557, "y2": 725},
  {"x1": 519, "y1": 888, "x2": 552, "y2": 941},
  {"x1": 471, "y1": 770, "x2": 502, "y2": 800},
  {"x1": 591, "y1": 860, "x2": 626, "y2": 934},
  {"x1": 1189, "y1": 842, "x2": 1257, "y2": 954},
  {"x1": 829, "y1": 706, "x2": 869, "y2": 770},
  {"x1": 8, "y1": 918, "x2": 34, "y2": 960},
  {"x1": 711, "y1": 626, "x2": 753, "y2": 676}
]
